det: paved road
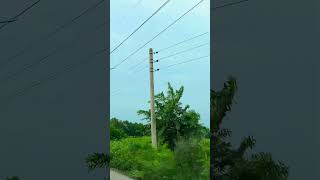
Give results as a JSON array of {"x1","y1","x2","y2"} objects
[{"x1": 110, "y1": 169, "x2": 133, "y2": 180}]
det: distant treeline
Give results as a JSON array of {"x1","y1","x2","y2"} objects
[{"x1": 110, "y1": 117, "x2": 210, "y2": 141}]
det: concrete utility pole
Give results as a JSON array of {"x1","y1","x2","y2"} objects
[{"x1": 149, "y1": 48, "x2": 157, "y2": 149}]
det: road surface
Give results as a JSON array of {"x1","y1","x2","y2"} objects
[{"x1": 110, "y1": 169, "x2": 133, "y2": 180}]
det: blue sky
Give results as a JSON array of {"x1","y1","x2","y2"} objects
[{"x1": 110, "y1": 0, "x2": 210, "y2": 127}]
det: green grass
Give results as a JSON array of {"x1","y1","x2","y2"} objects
[{"x1": 110, "y1": 137, "x2": 209, "y2": 180}]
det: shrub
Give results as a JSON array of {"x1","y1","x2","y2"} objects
[
  {"x1": 110, "y1": 126, "x2": 127, "y2": 140},
  {"x1": 110, "y1": 136, "x2": 210, "y2": 180},
  {"x1": 110, "y1": 137, "x2": 176, "y2": 180},
  {"x1": 174, "y1": 138, "x2": 210, "y2": 180}
]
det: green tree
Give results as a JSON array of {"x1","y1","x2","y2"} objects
[
  {"x1": 138, "y1": 83, "x2": 203, "y2": 150},
  {"x1": 110, "y1": 125, "x2": 128, "y2": 140},
  {"x1": 211, "y1": 76, "x2": 289, "y2": 180},
  {"x1": 110, "y1": 118, "x2": 150, "y2": 137}
]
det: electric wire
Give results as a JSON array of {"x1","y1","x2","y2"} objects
[
  {"x1": 111, "y1": 0, "x2": 205, "y2": 70},
  {"x1": 0, "y1": 0, "x2": 105, "y2": 70},
  {"x1": 158, "y1": 55, "x2": 209, "y2": 70},
  {"x1": 155, "y1": 32, "x2": 208, "y2": 53},
  {"x1": 43, "y1": 0, "x2": 106, "y2": 40},
  {"x1": 156, "y1": 42, "x2": 209, "y2": 62},
  {"x1": 3, "y1": 48, "x2": 107, "y2": 106},
  {"x1": 0, "y1": 21, "x2": 106, "y2": 85},
  {"x1": 128, "y1": 57, "x2": 148, "y2": 72},
  {"x1": 128, "y1": 32, "x2": 208, "y2": 71},
  {"x1": 131, "y1": 64, "x2": 148, "y2": 74},
  {"x1": 110, "y1": 0, "x2": 170, "y2": 54},
  {"x1": 0, "y1": 19, "x2": 16, "y2": 24},
  {"x1": 0, "y1": 48, "x2": 59, "y2": 84},
  {"x1": 0, "y1": 0, "x2": 41, "y2": 30},
  {"x1": 212, "y1": 0, "x2": 249, "y2": 10}
]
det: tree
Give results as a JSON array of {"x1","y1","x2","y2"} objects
[
  {"x1": 110, "y1": 118, "x2": 150, "y2": 137},
  {"x1": 138, "y1": 83, "x2": 203, "y2": 150},
  {"x1": 110, "y1": 125, "x2": 128, "y2": 140},
  {"x1": 210, "y1": 76, "x2": 289, "y2": 180}
]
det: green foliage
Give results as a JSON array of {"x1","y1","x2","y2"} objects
[
  {"x1": 110, "y1": 126, "x2": 128, "y2": 140},
  {"x1": 138, "y1": 83, "x2": 204, "y2": 150},
  {"x1": 174, "y1": 138, "x2": 210, "y2": 180},
  {"x1": 211, "y1": 76, "x2": 289, "y2": 180},
  {"x1": 110, "y1": 137, "x2": 176, "y2": 179},
  {"x1": 230, "y1": 153, "x2": 289, "y2": 180},
  {"x1": 211, "y1": 76, "x2": 238, "y2": 132},
  {"x1": 110, "y1": 118, "x2": 150, "y2": 138},
  {"x1": 85, "y1": 153, "x2": 110, "y2": 172},
  {"x1": 199, "y1": 125, "x2": 211, "y2": 139},
  {"x1": 110, "y1": 136, "x2": 210, "y2": 180}
]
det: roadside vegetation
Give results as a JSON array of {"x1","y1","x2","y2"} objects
[
  {"x1": 109, "y1": 83, "x2": 210, "y2": 179},
  {"x1": 87, "y1": 78, "x2": 290, "y2": 180}
]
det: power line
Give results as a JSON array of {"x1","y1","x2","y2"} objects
[
  {"x1": 43, "y1": 0, "x2": 105, "y2": 40},
  {"x1": 0, "y1": 21, "x2": 106, "y2": 85},
  {"x1": 212, "y1": 0, "x2": 249, "y2": 10},
  {"x1": 111, "y1": 89, "x2": 122, "y2": 96},
  {"x1": 0, "y1": 0, "x2": 41, "y2": 30},
  {"x1": 0, "y1": 48, "x2": 59, "y2": 84},
  {"x1": 110, "y1": 0, "x2": 170, "y2": 54},
  {"x1": 0, "y1": 0, "x2": 105, "y2": 70},
  {"x1": 2, "y1": 48, "x2": 107, "y2": 107},
  {"x1": 128, "y1": 57, "x2": 148, "y2": 72},
  {"x1": 158, "y1": 55, "x2": 209, "y2": 70},
  {"x1": 131, "y1": 64, "x2": 148, "y2": 74},
  {"x1": 129, "y1": 39, "x2": 209, "y2": 72},
  {"x1": 156, "y1": 42, "x2": 209, "y2": 62},
  {"x1": 0, "y1": 19, "x2": 16, "y2": 24},
  {"x1": 128, "y1": 32, "x2": 209, "y2": 72},
  {"x1": 111, "y1": 0, "x2": 205, "y2": 70},
  {"x1": 155, "y1": 32, "x2": 209, "y2": 53}
]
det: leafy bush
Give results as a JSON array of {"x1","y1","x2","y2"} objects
[
  {"x1": 110, "y1": 126, "x2": 127, "y2": 140},
  {"x1": 110, "y1": 136, "x2": 210, "y2": 180},
  {"x1": 110, "y1": 137, "x2": 176, "y2": 179},
  {"x1": 174, "y1": 138, "x2": 210, "y2": 180}
]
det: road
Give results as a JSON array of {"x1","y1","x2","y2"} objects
[{"x1": 110, "y1": 169, "x2": 133, "y2": 180}]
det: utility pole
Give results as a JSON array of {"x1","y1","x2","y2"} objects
[{"x1": 149, "y1": 48, "x2": 157, "y2": 149}]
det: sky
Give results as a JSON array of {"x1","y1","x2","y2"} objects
[{"x1": 110, "y1": 0, "x2": 210, "y2": 127}]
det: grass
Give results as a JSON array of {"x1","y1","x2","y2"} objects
[{"x1": 110, "y1": 136, "x2": 209, "y2": 180}]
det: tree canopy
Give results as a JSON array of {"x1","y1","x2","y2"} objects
[
  {"x1": 210, "y1": 76, "x2": 289, "y2": 180},
  {"x1": 138, "y1": 83, "x2": 207, "y2": 150}
]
